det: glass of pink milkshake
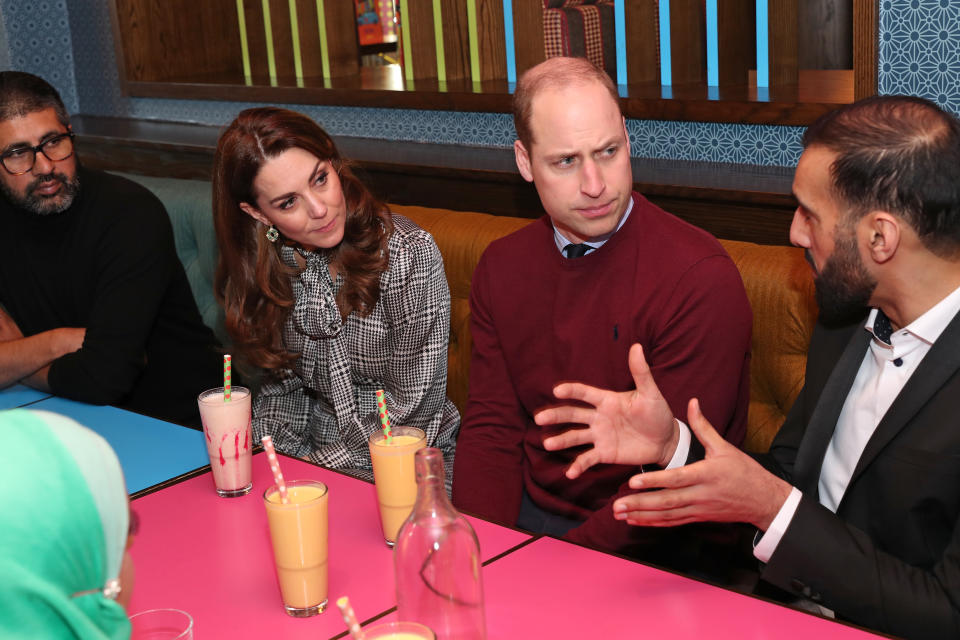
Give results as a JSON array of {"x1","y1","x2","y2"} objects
[{"x1": 197, "y1": 386, "x2": 252, "y2": 497}]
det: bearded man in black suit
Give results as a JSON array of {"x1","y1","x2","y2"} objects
[{"x1": 535, "y1": 95, "x2": 960, "y2": 640}]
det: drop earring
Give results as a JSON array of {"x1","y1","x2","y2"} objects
[{"x1": 265, "y1": 225, "x2": 279, "y2": 242}]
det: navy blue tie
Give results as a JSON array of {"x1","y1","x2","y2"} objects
[
  {"x1": 874, "y1": 310, "x2": 903, "y2": 366},
  {"x1": 873, "y1": 310, "x2": 893, "y2": 346},
  {"x1": 564, "y1": 243, "x2": 590, "y2": 259}
]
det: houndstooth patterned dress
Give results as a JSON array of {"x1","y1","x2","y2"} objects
[{"x1": 252, "y1": 215, "x2": 459, "y2": 490}]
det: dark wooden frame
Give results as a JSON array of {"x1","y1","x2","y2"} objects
[{"x1": 108, "y1": 1, "x2": 878, "y2": 127}]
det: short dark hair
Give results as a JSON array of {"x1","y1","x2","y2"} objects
[
  {"x1": 513, "y1": 56, "x2": 620, "y2": 151},
  {"x1": 803, "y1": 95, "x2": 960, "y2": 256},
  {"x1": 0, "y1": 71, "x2": 70, "y2": 127}
]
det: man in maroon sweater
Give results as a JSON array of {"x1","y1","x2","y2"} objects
[{"x1": 451, "y1": 57, "x2": 753, "y2": 562}]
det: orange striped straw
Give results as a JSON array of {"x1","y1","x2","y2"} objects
[
  {"x1": 260, "y1": 435, "x2": 288, "y2": 504},
  {"x1": 375, "y1": 389, "x2": 392, "y2": 443},
  {"x1": 336, "y1": 596, "x2": 366, "y2": 639},
  {"x1": 223, "y1": 354, "x2": 232, "y2": 402}
]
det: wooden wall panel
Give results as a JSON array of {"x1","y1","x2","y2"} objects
[
  {"x1": 625, "y1": 0, "x2": 659, "y2": 85},
  {"x1": 197, "y1": 2, "x2": 247, "y2": 79},
  {"x1": 405, "y1": 1, "x2": 439, "y2": 79},
  {"x1": 853, "y1": 0, "x2": 878, "y2": 99},
  {"x1": 109, "y1": 0, "x2": 862, "y2": 123},
  {"x1": 440, "y1": 0, "x2": 471, "y2": 81},
  {"x1": 241, "y1": 0, "x2": 270, "y2": 79},
  {"x1": 799, "y1": 0, "x2": 852, "y2": 69},
  {"x1": 670, "y1": 0, "x2": 706, "y2": 85},
  {"x1": 512, "y1": 1, "x2": 545, "y2": 77},
  {"x1": 294, "y1": 0, "x2": 324, "y2": 79},
  {"x1": 768, "y1": 0, "x2": 798, "y2": 86},
  {"x1": 322, "y1": 1, "x2": 360, "y2": 77},
  {"x1": 474, "y1": 0, "x2": 507, "y2": 82},
  {"x1": 266, "y1": 0, "x2": 296, "y2": 79},
  {"x1": 717, "y1": 0, "x2": 753, "y2": 86},
  {"x1": 114, "y1": 0, "x2": 243, "y2": 82}
]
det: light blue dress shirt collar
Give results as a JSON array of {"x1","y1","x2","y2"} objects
[{"x1": 552, "y1": 196, "x2": 635, "y2": 257}]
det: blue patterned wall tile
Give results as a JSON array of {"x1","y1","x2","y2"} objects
[
  {"x1": 626, "y1": 119, "x2": 804, "y2": 166},
  {"x1": 3, "y1": 0, "x2": 957, "y2": 168},
  {"x1": 0, "y1": 4, "x2": 10, "y2": 70},
  {"x1": 2, "y1": 0, "x2": 78, "y2": 113},
  {"x1": 879, "y1": 0, "x2": 960, "y2": 114},
  {"x1": 66, "y1": 0, "x2": 127, "y2": 118}
]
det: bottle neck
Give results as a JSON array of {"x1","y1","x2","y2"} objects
[
  {"x1": 416, "y1": 475, "x2": 449, "y2": 504},
  {"x1": 413, "y1": 447, "x2": 452, "y2": 509}
]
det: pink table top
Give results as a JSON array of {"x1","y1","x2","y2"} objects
[
  {"x1": 474, "y1": 537, "x2": 884, "y2": 639},
  {"x1": 128, "y1": 454, "x2": 530, "y2": 640}
]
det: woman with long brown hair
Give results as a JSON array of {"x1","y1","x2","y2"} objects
[{"x1": 213, "y1": 107, "x2": 458, "y2": 481}]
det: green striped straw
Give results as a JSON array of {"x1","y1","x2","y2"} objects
[
  {"x1": 223, "y1": 354, "x2": 232, "y2": 402},
  {"x1": 375, "y1": 389, "x2": 392, "y2": 443}
]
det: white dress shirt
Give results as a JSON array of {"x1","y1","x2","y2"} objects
[{"x1": 754, "y1": 283, "x2": 960, "y2": 562}]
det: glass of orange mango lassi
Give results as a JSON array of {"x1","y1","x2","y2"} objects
[
  {"x1": 368, "y1": 426, "x2": 426, "y2": 547},
  {"x1": 363, "y1": 621, "x2": 436, "y2": 639},
  {"x1": 197, "y1": 386, "x2": 252, "y2": 497},
  {"x1": 263, "y1": 480, "x2": 329, "y2": 617}
]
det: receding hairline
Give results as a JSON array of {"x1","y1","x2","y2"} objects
[
  {"x1": 515, "y1": 58, "x2": 621, "y2": 150},
  {"x1": 797, "y1": 95, "x2": 960, "y2": 257},
  {"x1": 802, "y1": 97, "x2": 957, "y2": 210},
  {"x1": 805, "y1": 96, "x2": 953, "y2": 157},
  {"x1": 521, "y1": 61, "x2": 617, "y2": 106},
  {"x1": 520, "y1": 56, "x2": 611, "y2": 86}
]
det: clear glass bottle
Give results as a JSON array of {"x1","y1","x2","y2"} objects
[{"x1": 394, "y1": 447, "x2": 486, "y2": 640}]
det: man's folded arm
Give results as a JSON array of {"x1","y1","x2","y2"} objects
[
  {"x1": 0, "y1": 320, "x2": 84, "y2": 390},
  {"x1": 47, "y1": 200, "x2": 175, "y2": 404}
]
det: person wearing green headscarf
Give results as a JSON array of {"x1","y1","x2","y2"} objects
[{"x1": 0, "y1": 409, "x2": 133, "y2": 639}]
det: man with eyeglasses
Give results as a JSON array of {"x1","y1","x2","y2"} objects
[{"x1": 0, "y1": 71, "x2": 221, "y2": 428}]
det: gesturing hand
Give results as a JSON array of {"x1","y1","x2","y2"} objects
[
  {"x1": 612, "y1": 398, "x2": 792, "y2": 531},
  {"x1": 534, "y1": 344, "x2": 679, "y2": 479}
]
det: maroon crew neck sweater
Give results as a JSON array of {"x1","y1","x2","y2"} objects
[{"x1": 453, "y1": 192, "x2": 752, "y2": 556}]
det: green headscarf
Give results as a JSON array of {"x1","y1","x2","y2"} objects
[{"x1": 0, "y1": 409, "x2": 131, "y2": 639}]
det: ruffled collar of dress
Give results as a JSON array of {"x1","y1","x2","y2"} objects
[{"x1": 280, "y1": 245, "x2": 343, "y2": 339}]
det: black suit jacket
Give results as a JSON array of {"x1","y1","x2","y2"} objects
[{"x1": 757, "y1": 310, "x2": 960, "y2": 639}]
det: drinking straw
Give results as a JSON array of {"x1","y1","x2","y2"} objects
[
  {"x1": 260, "y1": 436, "x2": 289, "y2": 504},
  {"x1": 375, "y1": 389, "x2": 392, "y2": 443},
  {"x1": 336, "y1": 596, "x2": 366, "y2": 640},
  {"x1": 223, "y1": 354, "x2": 232, "y2": 402}
]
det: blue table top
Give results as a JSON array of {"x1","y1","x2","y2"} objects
[
  {"x1": 24, "y1": 397, "x2": 209, "y2": 494},
  {"x1": 0, "y1": 384, "x2": 51, "y2": 410}
]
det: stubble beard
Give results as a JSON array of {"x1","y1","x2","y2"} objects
[{"x1": 0, "y1": 170, "x2": 81, "y2": 216}]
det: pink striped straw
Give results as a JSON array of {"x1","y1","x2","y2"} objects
[
  {"x1": 336, "y1": 597, "x2": 366, "y2": 640},
  {"x1": 260, "y1": 435, "x2": 288, "y2": 504}
]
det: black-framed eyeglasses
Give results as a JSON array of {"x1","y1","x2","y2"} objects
[{"x1": 0, "y1": 132, "x2": 75, "y2": 176}]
